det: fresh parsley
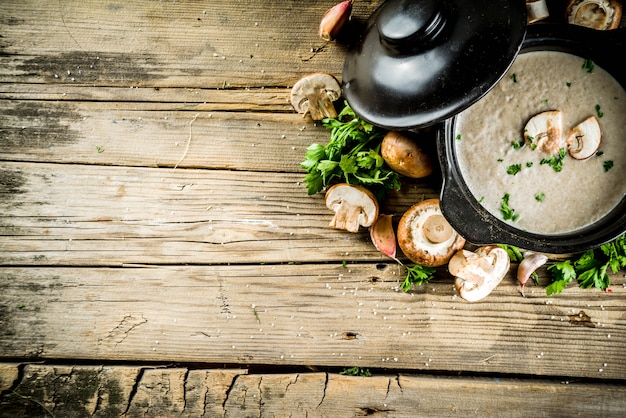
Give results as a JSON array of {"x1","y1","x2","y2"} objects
[
  {"x1": 595, "y1": 104, "x2": 604, "y2": 118},
  {"x1": 506, "y1": 164, "x2": 522, "y2": 175},
  {"x1": 603, "y1": 160, "x2": 614, "y2": 172},
  {"x1": 500, "y1": 193, "x2": 520, "y2": 222},
  {"x1": 535, "y1": 192, "x2": 545, "y2": 202},
  {"x1": 401, "y1": 264, "x2": 436, "y2": 292},
  {"x1": 546, "y1": 234, "x2": 626, "y2": 295},
  {"x1": 301, "y1": 103, "x2": 401, "y2": 198},
  {"x1": 340, "y1": 366, "x2": 371, "y2": 377},
  {"x1": 540, "y1": 148, "x2": 566, "y2": 172},
  {"x1": 582, "y1": 59, "x2": 595, "y2": 73}
]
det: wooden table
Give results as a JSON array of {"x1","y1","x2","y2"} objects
[{"x1": 1, "y1": 1, "x2": 625, "y2": 416}]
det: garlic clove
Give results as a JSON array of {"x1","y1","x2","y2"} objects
[
  {"x1": 319, "y1": 0, "x2": 354, "y2": 41},
  {"x1": 517, "y1": 252, "x2": 549, "y2": 294}
]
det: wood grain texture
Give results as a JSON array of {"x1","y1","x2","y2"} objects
[
  {"x1": 1, "y1": 266, "x2": 624, "y2": 379},
  {"x1": 1, "y1": 0, "x2": 625, "y2": 415},
  {"x1": 1, "y1": 364, "x2": 625, "y2": 418}
]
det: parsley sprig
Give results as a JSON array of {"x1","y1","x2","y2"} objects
[
  {"x1": 401, "y1": 264, "x2": 436, "y2": 292},
  {"x1": 301, "y1": 103, "x2": 401, "y2": 197},
  {"x1": 546, "y1": 234, "x2": 626, "y2": 295}
]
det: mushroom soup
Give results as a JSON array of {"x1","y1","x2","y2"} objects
[{"x1": 454, "y1": 50, "x2": 626, "y2": 235}]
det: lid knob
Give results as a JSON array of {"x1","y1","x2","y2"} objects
[{"x1": 377, "y1": 0, "x2": 450, "y2": 54}]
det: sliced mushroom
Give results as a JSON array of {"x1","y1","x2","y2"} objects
[
  {"x1": 370, "y1": 214, "x2": 397, "y2": 259},
  {"x1": 566, "y1": 115, "x2": 602, "y2": 160},
  {"x1": 450, "y1": 246, "x2": 511, "y2": 302},
  {"x1": 397, "y1": 199, "x2": 466, "y2": 267},
  {"x1": 290, "y1": 73, "x2": 342, "y2": 121},
  {"x1": 566, "y1": 0, "x2": 622, "y2": 30},
  {"x1": 527, "y1": 0, "x2": 550, "y2": 23},
  {"x1": 325, "y1": 183, "x2": 379, "y2": 233},
  {"x1": 523, "y1": 110, "x2": 564, "y2": 155},
  {"x1": 517, "y1": 252, "x2": 548, "y2": 295}
]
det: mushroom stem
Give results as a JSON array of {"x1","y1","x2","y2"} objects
[{"x1": 517, "y1": 253, "x2": 548, "y2": 296}]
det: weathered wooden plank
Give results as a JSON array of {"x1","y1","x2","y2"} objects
[
  {"x1": 1, "y1": 266, "x2": 624, "y2": 379},
  {"x1": 1, "y1": 364, "x2": 625, "y2": 417},
  {"x1": 0, "y1": 0, "x2": 380, "y2": 88},
  {"x1": 0, "y1": 161, "x2": 437, "y2": 266},
  {"x1": 0, "y1": 99, "x2": 336, "y2": 171}
]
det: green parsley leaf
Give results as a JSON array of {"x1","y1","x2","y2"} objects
[
  {"x1": 497, "y1": 244, "x2": 524, "y2": 262},
  {"x1": 546, "y1": 260, "x2": 576, "y2": 295},
  {"x1": 582, "y1": 59, "x2": 595, "y2": 73},
  {"x1": 340, "y1": 367, "x2": 371, "y2": 377},
  {"x1": 506, "y1": 164, "x2": 522, "y2": 175},
  {"x1": 595, "y1": 104, "x2": 604, "y2": 118},
  {"x1": 540, "y1": 148, "x2": 566, "y2": 172},
  {"x1": 500, "y1": 193, "x2": 520, "y2": 222},
  {"x1": 535, "y1": 192, "x2": 545, "y2": 202},
  {"x1": 603, "y1": 160, "x2": 614, "y2": 172},
  {"x1": 401, "y1": 264, "x2": 436, "y2": 292}
]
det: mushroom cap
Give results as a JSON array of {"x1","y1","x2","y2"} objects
[
  {"x1": 451, "y1": 245, "x2": 511, "y2": 302},
  {"x1": 290, "y1": 72, "x2": 342, "y2": 120},
  {"x1": 566, "y1": 115, "x2": 602, "y2": 160},
  {"x1": 566, "y1": 0, "x2": 622, "y2": 30},
  {"x1": 523, "y1": 110, "x2": 563, "y2": 155},
  {"x1": 325, "y1": 183, "x2": 379, "y2": 233},
  {"x1": 397, "y1": 199, "x2": 466, "y2": 267},
  {"x1": 381, "y1": 131, "x2": 433, "y2": 179}
]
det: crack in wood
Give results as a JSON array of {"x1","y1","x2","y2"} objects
[{"x1": 98, "y1": 314, "x2": 147, "y2": 346}]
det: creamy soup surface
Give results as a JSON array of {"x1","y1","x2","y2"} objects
[{"x1": 454, "y1": 50, "x2": 626, "y2": 235}]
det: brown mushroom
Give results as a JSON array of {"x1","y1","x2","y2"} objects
[
  {"x1": 397, "y1": 199, "x2": 466, "y2": 267},
  {"x1": 325, "y1": 183, "x2": 379, "y2": 233},
  {"x1": 566, "y1": 0, "x2": 622, "y2": 30},
  {"x1": 523, "y1": 110, "x2": 564, "y2": 155},
  {"x1": 381, "y1": 131, "x2": 433, "y2": 178},
  {"x1": 450, "y1": 246, "x2": 511, "y2": 302},
  {"x1": 566, "y1": 115, "x2": 602, "y2": 160},
  {"x1": 290, "y1": 73, "x2": 342, "y2": 121}
]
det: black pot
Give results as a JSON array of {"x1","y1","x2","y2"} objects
[
  {"x1": 343, "y1": 0, "x2": 626, "y2": 254},
  {"x1": 438, "y1": 23, "x2": 626, "y2": 254}
]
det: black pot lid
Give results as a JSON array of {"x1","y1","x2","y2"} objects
[{"x1": 343, "y1": 0, "x2": 527, "y2": 130}]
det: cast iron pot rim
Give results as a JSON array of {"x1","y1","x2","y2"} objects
[{"x1": 438, "y1": 23, "x2": 626, "y2": 255}]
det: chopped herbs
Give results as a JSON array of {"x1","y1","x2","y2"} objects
[
  {"x1": 497, "y1": 244, "x2": 523, "y2": 262},
  {"x1": 500, "y1": 193, "x2": 520, "y2": 222},
  {"x1": 301, "y1": 102, "x2": 401, "y2": 198},
  {"x1": 401, "y1": 264, "x2": 436, "y2": 292},
  {"x1": 540, "y1": 148, "x2": 566, "y2": 172},
  {"x1": 566, "y1": 81, "x2": 572, "y2": 88},
  {"x1": 535, "y1": 192, "x2": 545, "y2": 202},
  {"x1": 455, "y1": 134, "x2": 462, "y2": 141},
  {"x1": 541, "y1": 99, "x2": 548, "y2": 105},
  {"x1": 595, "y1": 104, "x2": 604, "y2": 118},
  {"x1": 512, "y1": 139, "x2": 525, "y2": 149},
  {"x1": 526, "y1": 162, "x2": 533, "y2": 168},
  {"x1": 582, "y1": 59, "x2": 595, "y2": 73},
  {"x1": 511, "y1": 73, "x2": 517, "y2": 82},
  {"x1": 340, "y1": 367, "x2": 371, "y2": 377},
  {"x1": 603, "y1": 160, "x2": 614, "y2": 172},
  {"x1": 506, "y1": 164, "x2": 522, "y2": 175}
]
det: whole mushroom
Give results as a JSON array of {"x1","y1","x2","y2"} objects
[
  {"x1": 397, "y1": 199, "x2": 466, "y2": 267},
  {"x1": 381, "y1": 131, "x2": 433, "y2": 179},
  {"x1": 325, "y1": 183, "x2": 379, "y2": 233},
  {"x1": 290, "y1": 72, "x2": 342, "y2": 121},
  {"x1": 449, "y1": 246, "x2": 511, "y2": 302}
]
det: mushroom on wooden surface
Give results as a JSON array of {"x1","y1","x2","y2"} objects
[
  {"x1": 381, "y1": 131, "x2": 433, "y2": 179},
  {"x1": 450, "y1": 246, "x2": 511, "y2": 302},
  {"x1": 397, "y1": 199, "x2": 466, "y2": 267},
  {"x1": 566, "y1": 0, "x2": 622, "y2": 30},
  {"x1": 566, "y1": 115, "x2": 602, "y2": 160},
  {"x1": 325, "y1": 183, "x2": 379, "y2": 233},
  {"x1": 290, "y1": 73, "x2": 342, "y2": 120},
  {"x1": 523, "y1": 110, "x2": 564, "y2": 154}
]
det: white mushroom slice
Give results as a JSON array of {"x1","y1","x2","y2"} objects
[
  {"x1": 527, "y1": 0, "x2": 550, "y2": 23},
  {"x1": 523, "y1": 110, "x2": 564, "y2": 155},
  {"x1": 451, "y1": 246, "x2": 511, "y2": 302},
  {"x1": 325, "y1": 183, "x2": 379, "y2": 233},
  {"x1": 566, "y1": 115, "x2": 602, "y2": 160},
  {"x1": 566, "y1": 0, "x2": 622, "y2": 30},
  {"x1": 290, "y1": 73, "x2": 342, "y2": 121},
  {"x1": 397, "y1": 199, "x2": 466, "y2": 267}
]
